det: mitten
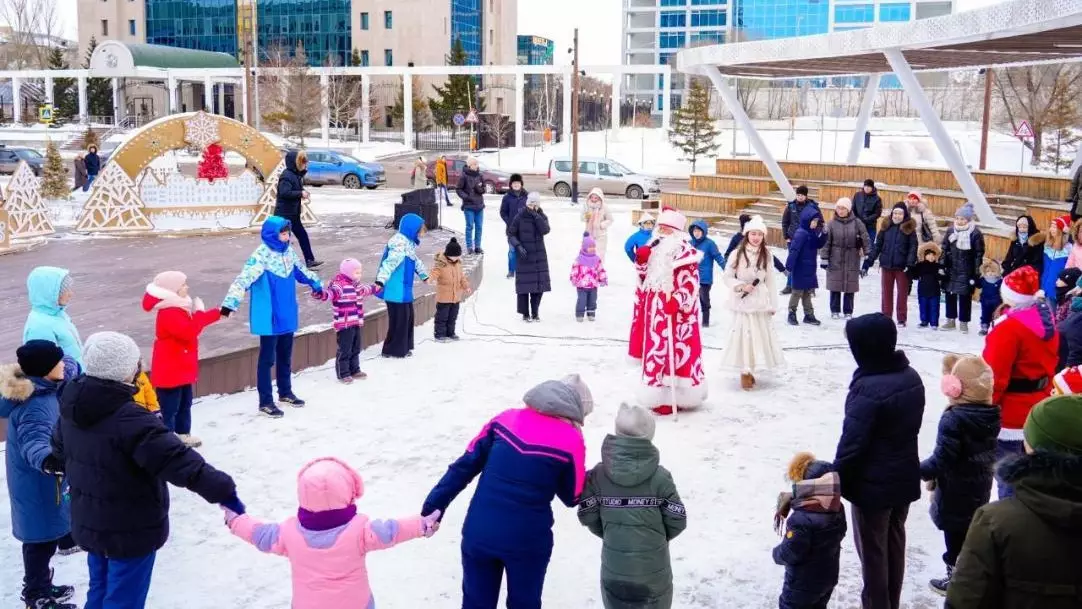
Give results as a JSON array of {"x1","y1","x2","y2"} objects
[
  {"x1": 421, "y1": 509, "x2": 442, "y2": 538},
  {"x1": 220, "y1": 495, "x2": 246, "y2": 516},
  {"x1": 41, "y1": 454, "x2": 65, "y2": 476},
  {"x1": 221, "y1": 506, "x2": 241, "y2": 525},
  {"x1": 860, "y1": 268, "x2": 869, "y2": 278},
  {"x1": 374, "y1": 281, "x2": 385, "y2": 290},
  {"x1": 635, "y1": 245, "x2": 653, "y2": 265},
  {"x1": 664, "y1": 297, "x2": 679, "y2": 315},
  {"x1": 193, "y1": 297, "x2": 206, "y2": 312},
  {"x1": 219, "y1": 307, "x2": 233, "y2": 318}
]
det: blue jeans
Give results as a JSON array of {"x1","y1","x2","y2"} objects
[
  {"x1": 157, "y1": 384, "x2": 193, "y2": 434},
  {"x1": 996, "y1": 439, "x2": 1025, "y2": 499},
  {"x1": 918, "y1": 295, "x2": 941, "y2": 327},
  {"x1": 257, "y1": 333, "x2": 294, "y2": 406},
  {"x1": 464, "y1": 209, "x2": 483, "y2": 250},
  {"x1": 85, "y1": 552, "x2": 156, "y2": 609},
  {"x1": 507, "y1": 239, "x2": 518, "y2": 274},
  {"x1": 83, "y1": 172, "x2": 97, "y2": 192},
  {"x1": 866, "y1": 227, "x2": 876, "y2": 250}
]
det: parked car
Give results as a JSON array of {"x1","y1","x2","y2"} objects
[
  {"x1": 0, "y1": 146, "x2": 44, "y2": 176},
  {"x1": 546, "y1": 156, "x2": 660, "y2": 200},
  {"x1": 424, "y1": 156, "x2": 512, "y2": 194},
  {"x1": 296, "y1": 149, "x2": 386, "y2": 189}
]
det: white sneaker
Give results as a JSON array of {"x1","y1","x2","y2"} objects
[{"x1": 177, "y1": 433, "x2": 203, "y2": 448}]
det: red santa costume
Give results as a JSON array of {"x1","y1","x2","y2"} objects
[{"x1": 630, "y1": 207, "x2": 707, "y2": 414}]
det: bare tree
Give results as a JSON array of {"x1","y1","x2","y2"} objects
[
  {"x1": 995, "y1": 64, "x2": 1082, "y2": 166},
  {"x1": 481, "y1": 113, "x2": 512, "y2": 161},
  {"x1": 260, "y1": 42, "x2": 321, "y2": 144},
  {"x1": 0, "y1": 0, "x2": 61, "y2": 69},
  {"x1": 323, "y1": 54, "x2": 363, "y2": 139}
]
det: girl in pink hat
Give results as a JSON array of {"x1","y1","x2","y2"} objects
[{"x1": 223, "y1": 457, "x2": 440, "y2": 609}]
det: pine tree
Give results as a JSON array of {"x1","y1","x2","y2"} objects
[
  {"x1": 83, "y1": 38, "x2": 113, "y2": 119},
  {"x1": 41, "y1": 139, "x2": 70, "y2": 199},
  {"x1": 393, "y1": 77, "x2": 433, "y2": 132},
  {"x1": 197, "y1": 143, "x2": 229, "y2": 182},
  {"x1": 82, "y1": 126, "x2": 100, "y2": 150},
  {"x1": 668, "y1": 79, "x2": 720, "y2": 173},
  {"x1": 350, "y1": 48, "x2": 361, "y2": 67},
  {"x1": 428, "y1": 38, "x2": 486, "y2": 128},
  {"x1": 48, "y1": 48, "x2": 78, "y2": 123}
]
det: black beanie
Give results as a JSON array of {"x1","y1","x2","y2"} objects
[
  {"x1": 739, "y1": 213, "x2": 751, "y2": 228},
  {"x1": 796, "y1": 185, "x2": 809, "y2": 196},
  {"x1": 444, "y1": 237, "x2": 463, "y2": 257},
  {"x1": 864, "y1": 179, "x2": 875, "y2": 188},
  {"x1": 17, "y1": 340, "x2": 64, "y2": 378},
  {"x1": 510, "y1": 173, "x2": 524, "y2": 186}
]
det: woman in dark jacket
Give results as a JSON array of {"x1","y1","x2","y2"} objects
[
  {"x1": 457, "y1": 157, "x2": 487, "y2": 255},
  {"x1": 1001, "y1": 215, "x2": 1042, "y2": 275},
  {"x1": 274, "y1": 150, "x2": 320, "y2": 267},
  {"x1": 863, "y1": 203, "x2": 918, "y2": 326},
  {"x1": 941, "y1": 203, "x2": 985, "y2": 333},
  {"x1": 84, "y1": 145, "x2": 100, "y2": 187},
  {"x1": 946, "y1": 395, "x2": 1082, "y2": 609},
  {"x1": 821, "y1": 197, "x2": 870, "y2": 319},
  {"x1": 919, "y1": 354, "x2": 1000, "y2": 595},
  {"x1": 73, "y1": 154, "x2": 88, "y2": 192},
  {"x1": 508, "y1": 192, "x2": 551, "y2": 322},
  {"x1": 1058, "y1": 296, "x2": 1082, "y2": 370},
  {"x1": 834, "y1": 313, "x2": 925, "y2": 609}
]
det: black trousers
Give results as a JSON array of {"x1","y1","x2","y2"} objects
[
  {"x1": 517, "y1": 293, "x2": 543, "y2": 319},
  {"x1": 22, "y1": 534, "x2": 71, "y2": 599},
  {"x1": 943, "y1": 528, "x2": 967, "y2": 568},
  {"x1": 435, "y1": 302, "x2": 461, "y2": 338},
  {"x1": 382, "y1": 302, "x2": 415, "y2": 357},
  {"x1": 279, "y1": 212, "x2": 316, "y2": 263},
  {"x1": 829, "y1": 292, "x2": 855, "y2": 315},
  {"x1": 699, "y1": 283, "x2": 712, "y2": 326},
  {"x1": 335, "y1": 326, "x2": 362, "y2": 378},
  {"x1": 946, "y1": 293, "x2": 973, "y2": 322},
  {"x1": 852, "y1": 504, "x2": 909, "y2": 609}
]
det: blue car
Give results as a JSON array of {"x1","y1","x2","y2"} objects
[{"x1": 300, "y1": 149, "x2": 386, "y2": 190}]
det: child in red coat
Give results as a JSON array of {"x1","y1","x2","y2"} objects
[{"x1": 142, "y1": 271, "x2": 222, "y2": 447}]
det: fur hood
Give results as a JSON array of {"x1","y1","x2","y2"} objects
[
  {"x1": 433, "y1": 252, "x2": 459, "y2": 269},
  {"x1": 0, "y1": 363, "x2": 34, "y2": 402},
  {"x1": 141, "y1": 282, "x2": 195, "y2": 312},
  {"x1": 1029, "y1": 232, "x2": 1047, "y2": 247},
  {"x1": 918, "y1": 241, "x2": 942, "y2": 261},
  {"x1": 997, "y1": 450, "x2": 1082, "y2": 527},
  {"x1": 980, "y1": 257, "x2": 1003, "y2": 278},
  {"x1": 877, "y1": 216, "x2": 917, "y2": 235}
]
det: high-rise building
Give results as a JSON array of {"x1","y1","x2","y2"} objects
[
  {"x1": 517, "y1": 35, "x2": 554, "y2": 66},
  {"x1": 622, "y1": 0, "x2": 954, "y2": 115}
]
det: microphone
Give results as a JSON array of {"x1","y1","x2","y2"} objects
[{"x1": 740, "y1": 278, "x2": 761, "y2": 299}]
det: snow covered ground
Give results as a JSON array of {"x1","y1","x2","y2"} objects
[{"x1": 0, "y1": 189, "x2": 986, "y2": 608}]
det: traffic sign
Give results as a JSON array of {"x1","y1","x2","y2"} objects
[
  {"x1": 38, "y1": 104, "x2": 53, "y2": 123},
  {"x1": 465, "y1": 109, "x2": 479, "y2": 124},
  {"x1": 453, "y1": 113, "x2": 466, "y2": 127},
  {"x1": 1014, "y1": 120, "x2": 1034, "y2": 140}
]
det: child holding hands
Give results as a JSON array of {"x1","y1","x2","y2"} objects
[
  {"x1": 313, "y1": 258, "x2": 381, "y2": 383},
  {"x1": 570, "y1": 232, "x2": 609, "y2": 322},
  {"x1": 429, "y1": 237, "x2": 472, "y2": 341}
]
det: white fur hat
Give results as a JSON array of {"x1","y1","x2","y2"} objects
[
  {"x1": 835, "y1": 197, "x2": 852, "y2": 211},
  {"x1": 743, "y1": 215, "x2": 768, "y2": 235},
  {"x1": 657, "y1": 207, "x2": 687, "y2": 231}
]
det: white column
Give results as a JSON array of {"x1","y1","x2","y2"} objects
[
  {"x1": 203, "y1": 75, "x2": 213, "y2": 112},
  {"x1": 661, "y1": 69, "x2": 672, "y2": 131},
  {"x1": 361, "y1": 74, "x2": 371, "y2": 144},
  {"x1": 515, "y1": 71, "x2": 525, "y2": 148},
  {"x1": 167, "y1": 76, "x2": 177, "y2": 114},
  {"x1": 884, "y1": 49, "x2": 1002, "y2": 229},
  {"x1": 320, "y1": 73, "x2": 330, "y2": 146},
  {"x1": 111, "y1": 77, "x2": 121, "y2": 123},
  {"x1": 700, "y1": 66, "x2": 795, "y2": 200},
  {"x1": 77, "y1": 76, "x2": 87, "y2": 124},
  {"x1": 611, "y1": 72, "x2": 621, "y2": 132},
  {"x1": 11, "y1": 77, "x2": 21, "y2": 124},
  {"x1": 847, "y1": 73, "x2": 881, "y2": 164},
  {"x1": 239, "y1": 76, "x2": 248, "y2": 123},
  {"x1": 562, "y1": 69, "x2": 572, "y2": 143},
  {"x1": 402, "y1": 73, "x2": 413, "y2": 148},
  {"x1": 218, "y1": 82, "x2": 226, "y2": 117},
  {"x1": 44, "y1": 77, "x2": 54, "y2": 105}
]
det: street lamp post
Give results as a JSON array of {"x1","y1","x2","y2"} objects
[{"x1": 571, "y1": 28, "x2": 580, "y2": 203}]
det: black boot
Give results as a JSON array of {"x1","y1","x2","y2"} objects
[
  {"x1": 803, "y1": 313, "x2": 822, "y2": 326},
  {"x1": 929, "y1": 565, "x2": 953, "y2": 596},
  {"x1": 780, "y1": 286, "x2": 792, "y2": 295},
  {"x1": 787, "y1": 311, "x2": 799, "y2": 326}
]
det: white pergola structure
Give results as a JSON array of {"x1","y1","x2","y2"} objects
[{"x1": 677, "y1": 0, "x2": 1082, "y2": 230}]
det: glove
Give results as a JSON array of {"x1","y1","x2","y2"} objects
[
  {"x1": 41, "y1": 454, "x2": 64, "y2": 476},
  {"x1": 220, "y1": 495, "x2": 246, "y2": 516},
  {"x1": 860, "y1": 268, "x2": 869, "y2": 278},
  {"x1": 421, "y1": 509, "x2": 442, "y2": 538},
  {"x1": 635, "y1": 245, "x2": 653, "y2": 265},
  {"x1": 312, "y1": 288, "x2": 325, "y2": 299},
  {"x1": 374, "y1": 281, "x2": 384, "y2": 290},
  {"x1": 664, "y1": 297, "x2": 679, "y2": 315},
  {"x1": 925, "y1": 479, "x2": 937, "y2": 492},
  {"x1": 516, "y1": 245, "x2": 528, "y2": 258},
  {"x1": 820, "y1": 261, "x2": 829, "y2": 270},
  {"x1": 219, "y1": 307, "x2": 233, "y2": 318}
]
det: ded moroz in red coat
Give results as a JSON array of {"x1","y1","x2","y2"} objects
[
  {"x1": 982, "y1": 299, "x2": 1059, "y2": 436},
  {"x1": 141, "y1": 283, "x2": 221, "y2": 389}
]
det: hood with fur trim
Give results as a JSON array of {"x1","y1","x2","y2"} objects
[
  {"x1": 997, "y1": 450, "x2": 1082, "y2": 528},
  {"x1": 980, "y1": 257, "x2": 1003, "y2": 279},
  {"x1": 0, "y1": 363, "x2": 35, "y2": 404},
  {"x1": 141, "y1": 283, "x2": 194, "y2": 312},
  {"x1": 877, "y1": 216, "x2": 917, "y2": 235},
  {"x1": 918, "y1": 241, "x2": 942, "y2": 261}
]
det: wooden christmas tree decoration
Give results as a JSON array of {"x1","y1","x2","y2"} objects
[
  {"x1": 1, "y1": 160, "x2": 54, "y2": 238},
  {"x1": 76, "y1": 162, "x2": 154, "y2": 232},
  {"x1": 250, "y1": 160, "x2": 319, "y2": 226},
  {"x1": 0, "y1": 209, "x2": 11, "y2": 252}
]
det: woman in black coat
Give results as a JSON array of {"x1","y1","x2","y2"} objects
[
  {"x1": 274, "y1": 149, "x2": 320, "y2": 267},
  {"x1": 1001, "y1": 215, "x2": 1042, "y2": 274},
  {"x1": 941, "y1": 204, "x2": 986, "y2": 333},
  {"x1": 507, "y1": 193, "x2": 551, "y2": 321}
]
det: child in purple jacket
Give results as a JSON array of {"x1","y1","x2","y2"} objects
[
  {"x1": 571, "y1": 233, "x2": 609, "y2": 322},
  {"x1": 314, "y1": 258, "x2": 380, "y2": 383}
]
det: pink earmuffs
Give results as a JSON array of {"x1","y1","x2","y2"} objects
[{"x1": 941, "y1": 374, "x2": 963, "y2": 399}]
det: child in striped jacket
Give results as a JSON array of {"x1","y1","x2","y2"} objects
[{"x1": 314, "y1": 258, "x2": 381, "y2": 383}]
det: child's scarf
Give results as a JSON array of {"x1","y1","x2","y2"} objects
[{"x1": 297, "y1": 504, "x2": 357, "y2": 531}]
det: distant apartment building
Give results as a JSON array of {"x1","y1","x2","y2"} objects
[{"x1": 622, "y1": 0, "x2": 954, "y2": 115}]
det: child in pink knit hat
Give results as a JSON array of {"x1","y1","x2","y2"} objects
[
  {"x1": 224, "y1": 457, "x2": 440, "y2": 609},
  {"x1": 313, "y1": 258, "x2": 381, "y2": 383}
]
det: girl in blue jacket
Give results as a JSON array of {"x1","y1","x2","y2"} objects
[
  {"x1": 23, "y1": 266, "x2": 82, "y2": 366},
  {"x1": 222, "y1": 216, "x2": 323, "y2": 418},
  {"x1": 375, "y1": 213, "x2": 429, "y2": 358},
  {"x1": 689, "y1": 219, "x2": 726, "y2": 327}
]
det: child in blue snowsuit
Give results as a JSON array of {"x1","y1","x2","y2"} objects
[
  {"x1": 977, "y1": 258, "x2": 1003, "y2": 336},
  {"x1": 773, "y1": 453, "x2": 847, "y2": 609},
  {"x1": 689, "y1": 220, "x2": 726, "y2": 327},
  {"x1": 222, "y1": 216, "x2": 323, "y2": 418}
]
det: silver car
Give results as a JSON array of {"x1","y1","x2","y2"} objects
[{"x1": 546, "y1": 156, "x2": 660, "y2": 200}]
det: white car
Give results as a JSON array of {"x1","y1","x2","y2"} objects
[{"x1": 546, "y1": 156, "x2": 661, "y2": 200}]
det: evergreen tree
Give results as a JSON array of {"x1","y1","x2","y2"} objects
[
  {"x1": 41, "y1": 139, "x2": 70, "y2": 199},
  {"x1": 428, "y1": 38, "x2": 485, "y2": 128},
  {"x1": 83, "y1": 38, "x2": 114, "y2": 120},
  {"x1": 350, "y1": 48, "x2": 361, "y2": 67},
  {"x1": 668, "y1": 79, "x2": 720, "y2": 173},
  {"x1": 82, "y1": 126, "x2": 101, "y2": 150},
  {"x1": 48, "y1": 48, "x2": 78, "y2": 123},
  {"x1": 393, "y1": 78, "x2": 433, "y2": 132}
]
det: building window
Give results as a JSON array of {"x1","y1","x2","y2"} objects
[
  {"x1": 384, "y1": 10, "x2": 392, "y2": 29},
  {"x1": 384, "y1": 49, "x2": 393, "y2": 65},
  {"x1": 489, "y1": 29, "x2": 493, "y2": 45},
  {"x1": 360, "y1": 50, "x2": 369, "y2": 66},
  {"x1": 690, "y1": 30, "x2": 724, "y2": 45},
  {"x1": 127, "y1": 19, "x2": 135, "y2": 35},
  {"x1": 660, "y1": 11, "x2": 686, "y2": 28},
  {"x1": 690, "y1": 9, "x2": 725, "y2": 27},
  {"x1": 915, "y1": 1, "x2": 952, "y2": 19},
  {"x1": 660, "y1": 0, "x2": 686, "y2": 6},
  {"x1": 691, "y1": 0, "x2": 725, "y2": 4},
  {"x1": 451, "y1": 0, "x2": 483, "y2": 67},
  {"x1": 879, "y1": 2, "x2": 911, "y2": 22},
  {"x1": 834, "y1": 4, "x2": 874, "y2": 24},
  {"x1": 659, "y1": 52, "x2": 675, "y2": 65},
  {"x1": 101, "y1": 20, "x2": 108, "y2": 36},
  {"x1": 659, "y1": 32, "x2": 686, "y2": 49},
  {"x1": 361, "y1": 12, "x2": 369, "y2": 30}
]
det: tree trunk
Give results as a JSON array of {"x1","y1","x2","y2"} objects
[{"x1": 1031, "y1": 128, "x2": 1044, "y2": 166}]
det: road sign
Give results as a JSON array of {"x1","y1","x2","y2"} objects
[
  {"x1": 465, "y1": 109, "x2": 479, "y2": 124},
  {"x1": 38, "y1": 104, "x2": 53, "y2": 123},
  {"x1": 1014, "y1": 120, "x2": 1034, "y2": 139},
  {"x1": 453, "y1": 113, "x2": 466, "y2": 127}
]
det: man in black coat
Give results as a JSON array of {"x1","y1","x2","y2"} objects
[
  {"x1": 852, "y1": 179, "x2": 883, "y2": 244},
  {"x1": 274, "y1": 149, "x2": 321, "y2": 267},
  {"x1": 51, "y1": 331, "x2": 242, "y2": 609},
  {"x1": 834, "y1": 313, "x2": 925, "y2": 609}
]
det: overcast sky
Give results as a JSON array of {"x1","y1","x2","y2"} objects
[{"x1": 52, "y1": 0, "x2": 1009, "y2": 65}]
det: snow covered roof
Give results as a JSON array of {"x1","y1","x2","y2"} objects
[{"x1": 678, "y1": 0, "x2": 1082, "y2": 79}]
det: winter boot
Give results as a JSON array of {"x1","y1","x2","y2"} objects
[
  {"x1": 338, "y1": 376, "x2": 354, "y2": 385},
  {"x1": 831, "y1": 312, "x2": 841, "y2": 320},
  {"x1": 587, "y1": 312, "x2": 596, "y2": 322},
  {"x1": 960, "y1": 322, "x2": 969, "y2": 334},
  {"x1": 436, "y1": 337, "x2": 452, "y2": 343},
  {"x1": 844, "y1": 314, "x2": 853, "y2": 320},
  {"x1": 352, "y1": 371, "x2": 369, "y2": 380},
  {"x1": 475, "y1": 247, "x2": 484, "y2": 255},
  {"x1": 506, "y1": 272, "x2": 515, "y2": 279},
  {"x1": 576, "y1": 316, "x2": 584, "y2": 323},
  {"x1": 979, "y1": 323, "x2": 990, "y2": 336},
  {"x1": 306, "y1": 260, "x2": 324, "y2": 269},
  {"x1": 897, "y1": 320, "x2": 907, "y2": 328},
  {"x1": 55, "y1": 546, "x2": 83, "y2": 557},
  {"x1": 919, "y1": 322, "x2": 929, "y2": 328},
  {"x1": 279, "y1": 394, "x2": 306, "y2": 408},
  {"x1": 781, "y1": 286, "x2": 793, "y2": 295},
  {"x1": 803, "y1": 314, "x2": 822, "y2": 326},
  {"x1": 740, "y1": 373, "x2": 755, "y2": 390},
  {"x1": 787, "y1": 311, "x2": 799, "y2": 326},
  {"x1": 25, "y1": 598, "x2": 76, "y2": 609},
  {"x1": 942, "y1": 319, "x2": 957, "y2": 330},
  {"x1": 177, "y1": 433, "x2": 202, "y2": 448},
  {"x1": 523, "y1": 314, "x2": 532, "y2": 323},
  {"x1": 259, "y1": 404, "x2": 284, "y2": 418},
  {"x1": 929, "y1": 566, "x2": 953, "y2": 596}
]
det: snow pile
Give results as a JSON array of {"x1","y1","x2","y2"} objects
[{"x1": 0, "y1": 190, "x2": 985, "y2": 608}]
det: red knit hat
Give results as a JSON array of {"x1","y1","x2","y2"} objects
[
  {"x1": 1053, "y1": 366, "x2": 1082, "y2": 395},
  {"x1": 1054, "y1": 214, "x2": 1073, "y2": 233},
  {"x1": 1000, "y1": 265, "x2": 1041, "y2": 308}
]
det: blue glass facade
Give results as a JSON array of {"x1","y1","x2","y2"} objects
[
  {"x1": 451, "y1": 0, "x2": 483, "y2": 66},
  {"x1": 732, "y1": 0, "x2": 829, "y2": 40},
  {"x1": 145, "y1": 0, "x2": 238, "y2": 55},
  {"x1": 834, "y1": 3, "x2": 875, "y2": 24},
  {"x1": 257, "y1": 0, "x2": 351, "y2": 66},
  {"x1": 879, "y1": 2, "x2": 911, "y2": 21},
  {"x1": 691, "y1": 9, "x2": 726, "y2": 27},
  {"x1": 517, "y1": 36, "x2": 554, "y2": 66},
  {"x1": 660, "y1": 11, "x2": 687, "y2": 28}
]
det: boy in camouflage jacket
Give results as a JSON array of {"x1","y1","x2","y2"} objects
[{"x1": 578, "y1": 404, "x2": 686, "y2": 609}]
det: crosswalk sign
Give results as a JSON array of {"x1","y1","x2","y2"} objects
[
  {"x1": 38, "y1": 104, "x2": 53, "y2": 123},
  {"x1": 1014, "y1": 120, "x2": 1034, "y2": 139}
]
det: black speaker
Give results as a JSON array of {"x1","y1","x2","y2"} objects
[{"x1": 394, "y1": 188, "x2": 439, "y2": 231}]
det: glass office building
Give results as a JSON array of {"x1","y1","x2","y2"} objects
[
  {"x1": 451, "y1": 0, "x2": 483, "y2": 66},
  {"x1": 145, "y1": 0, "x2": 239, "y2": 55},
  {"x1": 517, "y1": 35, "x2": 554, "y2": 66}
]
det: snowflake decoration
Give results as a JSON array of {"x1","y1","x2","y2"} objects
[
  {"x1": 147, "y1": 136, "x2": 163, "y2": 152},
  {"x1": 183, "y1": 111, "x2": 220, "y2": 150},
  {"x1": 238, "y1": 133, "x2": 254, "y2": 149}
]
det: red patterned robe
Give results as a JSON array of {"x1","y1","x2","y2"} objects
[{"x1": 632, "y1": 233, "x2": 707, "y2": 413}]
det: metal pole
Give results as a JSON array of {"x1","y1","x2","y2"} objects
[
  {"x1": 361, "y1": 74, "x2": 371, "y2": 144},
  {"x1": 571, "y1": 28, "x2": 580, "y2": 203},
  {"x1": 979, "y1": 68, "x2": 993, "y2": 171},
  {"x1": 884, "y1": 49, "x2": 1002, "y2": 229},
  {"x1": 847, "y1": 73, "x2": 880, "y2": 164},
  {"x1": 515, "y1": 71, "x2": 525, "y2": 148}
]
